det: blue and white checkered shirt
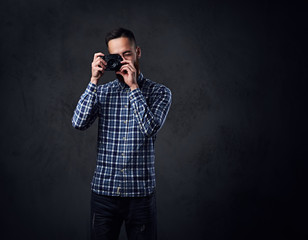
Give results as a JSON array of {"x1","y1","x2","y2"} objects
[{"x1": 72, "y1": 73, "x2": 172, "y2": 197}]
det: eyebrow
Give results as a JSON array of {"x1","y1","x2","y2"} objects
[{"x1": 122, "y1": 51, "x2": 132, "y2": 54}]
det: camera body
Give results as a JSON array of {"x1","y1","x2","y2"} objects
[{"x1": 101, "y1": 54, "x2": 123, "y2": 71}]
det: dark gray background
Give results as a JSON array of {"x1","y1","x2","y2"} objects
[{"x1": 1, "y1": 0, "x2": 307, "y2": 239}]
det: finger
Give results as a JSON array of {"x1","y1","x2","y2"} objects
[
  {"x1": 122, "y1": 63, "x2": 135, "y2": 69},
  {"x1": 96, "y1": 56, "x2": 107, "y2": 66},
  {"x1": 116, "y1": 70, "x2": 124, "y2": 77},
  {"x1": 119, "y1": 65, "x2": 130, "y2": 73},
  {"x1": 126, "y1": 65, "x2": 134, "y2": 72},
  {"x1": 93, "y1": 52, "x2": 104, "y2": 61},
  {"x1": 98, "y1": 65, "x2": 106, "y2": 70},
  {"x1": 122, "y1": 61, "x2": 135, "y2": 70},
  {"x1": 93, "y1": 59, "x2": 106, "y2": 69},
  {"x1": 120, "y1": 64, "x2": 134, "y2": 74},
  {"x1": 101, "y1": 59, "x2": 107, "y2": 66},
  {"x1": 120, "y1": 62, "x2": 133, "y2": 70},
  {"x1": 93, "y1": 67, "x2": 104, "y2": 73},
  {"x1": 94, "y1": 58, "x2": 107, "y2": 66},
  {"x1": 119, "y1": 66, "x2": 130, "y2": 75},
  {"x1": 120, "y1": 59, "x2": 132, "y2": 65}
]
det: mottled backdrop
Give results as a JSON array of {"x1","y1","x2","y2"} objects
[{"x1": 1, "y1": 0, "x2": 307, "y2": 239}]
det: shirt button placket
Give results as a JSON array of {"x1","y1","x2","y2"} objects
[{"x1": 119, "y1": 88, "x2": 129, "y2": 197}]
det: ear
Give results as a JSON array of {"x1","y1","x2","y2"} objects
[{"x1": 136, "y1": 46, "x2": 141, "y2": 59}]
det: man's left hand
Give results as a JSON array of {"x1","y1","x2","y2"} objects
[{"x1": 116, "y1": 60, "x2": 139, "y2": 90}]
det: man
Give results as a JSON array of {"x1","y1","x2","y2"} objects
[{"x1": 72, "y1": 28, "x2": 172, "y2": 240}]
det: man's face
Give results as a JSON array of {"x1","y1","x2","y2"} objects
[{"x1": 107, "y1": 37, "x2": 141, "y2": 79}]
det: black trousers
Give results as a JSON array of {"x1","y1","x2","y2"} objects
[{"x1": 91, "y1": 191, "x2": 157, "y2": 240}]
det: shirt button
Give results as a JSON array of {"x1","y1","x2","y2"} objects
[
  {"x1": 122, "y1": 137, "x2": 126, "y2": 140},
  {"x1": 93, "y1": 89, "x2": 96, "y2": 92},
  {"x1": 121, "y1": 169, "x2": 125, "y2": 173},
  {"x1": 126, "y1": 90, "x2": 130, "y2": 93},
  {"x1": 121, "y1": 153, "x2": 124, "y2": 156},
  {"x1": 130, "y1": 96, "x2": 133, "y2": 99},
  {"x1": 123, "y1": 120, "x2": 127, "y2": 124},
  {"x1": 125, "y1": 105, "x2": 128, "y2": 108}
]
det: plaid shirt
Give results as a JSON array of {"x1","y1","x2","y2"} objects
[{"x1": 72, "y1": 73, "x2": 172, "y2": 197}]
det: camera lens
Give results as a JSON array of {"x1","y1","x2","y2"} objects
[
  {"x1": 102, "y1": 54, "x2": 122, "y2": 71},
  {"x1": 108, "y1": 59, "x2": 116, "y2": 68}
]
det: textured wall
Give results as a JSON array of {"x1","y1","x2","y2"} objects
[{"x1": 1, "y1": 0, "x2": 307, "y2": 239}]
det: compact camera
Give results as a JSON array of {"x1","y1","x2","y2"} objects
[{"x1": 101, "y1": 54, "x2": 123, "y2": 71}]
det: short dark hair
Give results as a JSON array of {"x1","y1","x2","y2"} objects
[{"x1": 105, "y1": 27, "x2": 137, "y2": 47}]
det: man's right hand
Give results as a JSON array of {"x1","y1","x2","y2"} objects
[{"x1": 91, "y1": 52, "x2": 107, "y2": 85}]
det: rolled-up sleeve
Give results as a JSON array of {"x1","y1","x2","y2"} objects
[
  {"x1": 72, "y1": 82, "x2": 98, "y2": 130},
  {"x1": 129, "y1": 86, "x2": 172, "y2": 137}
]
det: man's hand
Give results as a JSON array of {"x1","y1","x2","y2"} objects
[
  {"x1": 91, "y1": 52, "x2": 107, "y2": 85},
  {"x1": 116, "y1": 60, "x2": 139, "y2": 90}
]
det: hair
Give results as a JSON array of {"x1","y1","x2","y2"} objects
[{"x1": 105, "y1": 27, "x2": 137, "y2": 47}]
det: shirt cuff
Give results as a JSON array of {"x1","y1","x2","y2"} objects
[
  {"x1": 85, "y1": 82, "x2": 98, "y2": 95},
  {"x1": 129, "y1": 88, "x2": 145, "y2": 104}
]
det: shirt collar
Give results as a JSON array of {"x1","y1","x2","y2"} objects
[{"x1": 117, "y1": 72, "x2": 145, "y2": 90}]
